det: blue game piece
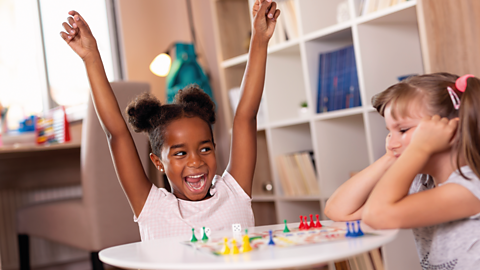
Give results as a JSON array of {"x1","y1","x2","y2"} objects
[
  {"x1": 356, "y1": 220, "x2": 364, "y2": 236},
  {"x1": 268, "y1": 230, "x2": 275, "y2": 245},
  {"x1": 345, "y1": 222, "x2": 352, "y2": 237}
]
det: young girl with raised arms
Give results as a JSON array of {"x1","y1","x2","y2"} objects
[
  {"x1": 60, "y1": 0, "x2": 280, "y2": 240},
  {"x1": 325, "y1": 73, "x2": 480, "y2": 268}
]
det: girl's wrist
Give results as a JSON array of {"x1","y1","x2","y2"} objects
[
  {"x1": 250, "y1": 34, "x2": 270, "y2": 47},
  {"x1": 379, "y1": 153, "x2": 397, "y2": 167},
  {"x1": 82, "y1": 49, "x2": 101, "y2": 64}
]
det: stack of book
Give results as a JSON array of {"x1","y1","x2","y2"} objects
[
  {"x1": 316, "y1": 45, "x2": 361, "y2": 113},
  {"x1": 268, "y1": 0, "x2": 299, "y2": 47},
  {"x1": 275, "y1": 151, "x2": 319, "y2": 196},
  {"x1": 335, "y1": 248, "x2": 384, "y2": 270},
  {"x1": 359, "y1": 0, "x2": 411, "y2": 16}
]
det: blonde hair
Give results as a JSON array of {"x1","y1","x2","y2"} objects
[{"x1": 372, "y1": 72, "x2": 480, "y2": 180}]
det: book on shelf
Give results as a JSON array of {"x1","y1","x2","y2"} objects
[
  {"x1": 275, "y1": 151, "x2": 319, "y2": 196},
  {"x1": 316, "y1": 45, "x2": 361, "y2": 113},
  {"x1": 339, "y1": 248, "x2": 383, "y2": 270},
  {"x1": 369, "y1": 248, "x2": 385, "y2": 270}
]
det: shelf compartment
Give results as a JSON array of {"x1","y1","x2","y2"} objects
[
  {"x1": 303, "y1": 28, "x2": 358, "y2": 115},
  {"x1": 356, "y1": 4, "x2": 423, "y2": 107},
  {"x1": 297, "y1": 0, "x2": 352, "y2": 35},
  {"x1": 366, "y1": 111, "x2": 389, "y2": 161},
  {"x1": 276, "y1": 200, "x2": 321, "y2": 225},
  {"x1": 252, "y1": 131, "x2": 274, "y2": 197},
  {"x1": 214, "y1": 0, "x2": 251, "y2": 61},
  {"x1": 264, "y1": 45, "x2": 306, "y2": 123},
  {"x1": 252, "y1": 201, "x2": 277, "y2": 226},
  {"x1": 314, "y1": 114, "x2": 369, "y2": 198},
  {"x1": 269, "y1": 123, "x2": 313, "y2": 158},
  {"x1": 269, "y1": 123, "x2": 314, "y2": 197},
  {"x1": 356, "y1": 0, "x2": 417, "y2": 25}
]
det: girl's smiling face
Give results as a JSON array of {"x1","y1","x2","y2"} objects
[
  {"x1": 158, "y1": 116, "x2": 217, "y2": 201},
  {"x1": 384, "y1": 103, "x2": 427, "y2": 158}
]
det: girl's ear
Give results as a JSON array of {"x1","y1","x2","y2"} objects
[{"x1": 149, "y1": 153, "x2": 164, "y2": 172}]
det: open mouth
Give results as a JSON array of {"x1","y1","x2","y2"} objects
[{"x1": 184, "y1": 174, "x2": 206, "y2": 193}]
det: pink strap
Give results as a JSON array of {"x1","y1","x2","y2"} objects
[{"x1": 455, "y1": 74, "x2": 475, "y2": 92}]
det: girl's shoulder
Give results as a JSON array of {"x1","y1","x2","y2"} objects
[
  {"x1": 441, "y1": 166, "x2": 480, "y2": 200},
  {"x1": 210, "y1": 171, "x2": 251, "y2": 200}
]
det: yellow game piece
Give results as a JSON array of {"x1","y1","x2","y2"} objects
[
  {"x1": 231, "y1": 239, "x2": 239, "y2": 254},
  {"x1": 240, "y1": 234, "x2": 252, "y2": 253},
  {"x1": 221, "y1": 237, "x2": 230, "y2": 255}
]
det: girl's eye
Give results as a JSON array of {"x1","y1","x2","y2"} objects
[
  {"x1": 201, "y1": 147, "x2": 211, "y2": 153},
  {"x1": 400, "y1": 128, "x2": 410, "y2": 134},
  {"x1": 174, "y1": 151, "x2": 186, "y2": 156}
]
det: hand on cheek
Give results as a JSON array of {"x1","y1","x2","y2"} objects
[{"x1": 409, "y1": 115, "x2": 458, "y2": 155}]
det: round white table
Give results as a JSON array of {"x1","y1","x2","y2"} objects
[{"x1": 99, "y1": 221, "x2": 398, "y2": 270}]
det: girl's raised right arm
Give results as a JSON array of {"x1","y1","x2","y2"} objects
[{"x1": 61, "y1": 11, "x2": 151, "y2": 217}]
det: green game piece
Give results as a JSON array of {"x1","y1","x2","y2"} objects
[
  {"x1": 190, "y1": 228, "x2": 198, "y2": 242},
  {"x1": 283, "y1": 219, "x2": 290, "y2": 233},
  {"x1": 202, "y1": 226, "x2": 209, "y2": 242}
]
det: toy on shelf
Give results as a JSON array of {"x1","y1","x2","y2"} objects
[{"x1": 35, "y1": 106, "x2": 70, "y2": 145}]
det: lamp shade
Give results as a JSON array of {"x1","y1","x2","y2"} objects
[
  {"x1": 150, "y1": 53, "x2": 172, "y2": 77},
  {"x1": 166, "y1": 43, "x2": 215, "y2": 105}
]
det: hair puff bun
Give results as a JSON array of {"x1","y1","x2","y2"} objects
[
  {"x1": 174, "y1": 84, "x2": 216, "y2": 124},
  {"x1": 126, "y1": 92, "x2": 162, "y2": 132}
]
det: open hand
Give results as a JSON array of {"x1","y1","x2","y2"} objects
[
  {"x1": 409, "y1": 115, "x2": 458, "y2": 156},
  {"x1": 252, "y1": 0, "x2": 280, "y2": 41},
  {"x1": 60, "y1": 11, "x2": 98, "y2": 60}
]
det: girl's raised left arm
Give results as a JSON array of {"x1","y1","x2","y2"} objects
[{"x1": 227, "y1": 0, "x2": 279, "y2": 197}]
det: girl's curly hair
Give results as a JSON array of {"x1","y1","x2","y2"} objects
[{"x1": 126, "y1": 84, "x2": 216, "y2": 158}]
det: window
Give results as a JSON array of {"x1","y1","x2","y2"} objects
[{"x1": 0, "y1": 0, "x2": 120, "y2": 131}]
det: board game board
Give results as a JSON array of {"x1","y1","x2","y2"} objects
[{"x1": 185, "y1": 221, "x2": 372, "y2": 256}]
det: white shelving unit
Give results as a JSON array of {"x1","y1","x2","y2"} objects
[{"x1": 211, "y1": 0, "x2": 425, "y2": 269}]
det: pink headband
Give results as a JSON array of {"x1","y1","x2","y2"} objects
[{"x1": 455, "y1": 74, "x2": 474, "y2": 92}]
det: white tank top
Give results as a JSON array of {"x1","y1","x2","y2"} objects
[{"x1": 134, "y1": 171, "x2": 255, "y2": 241}]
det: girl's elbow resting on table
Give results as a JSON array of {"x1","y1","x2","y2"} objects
[
  {"x1": 323, "y1": 205, "x2": 359, "y2": 222},
  {"x1": 362, "y1": 205, "x2": 401, "y2": 230}
]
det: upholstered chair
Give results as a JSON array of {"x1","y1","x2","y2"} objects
[{"x1": 17, "y1": 82, "x2": 151, "y2": 270}]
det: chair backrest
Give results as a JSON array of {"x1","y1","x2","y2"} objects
[{"x1": 80, "y1": 81, "x2": 150, "y2": 250}]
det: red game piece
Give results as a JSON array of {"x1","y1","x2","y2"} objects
[
  {"x1": 303, "y1": 216, "x2": 310, "y2": 229},
  {"x1": 315, "y1": 214, "x2": 322, "y2": 228},
  {"x1": 309, "y1": 214, "x2": 315, "y2": 228},
  {"x1": 299, "y1": 215, "x2": 304, "y2": 230}
]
